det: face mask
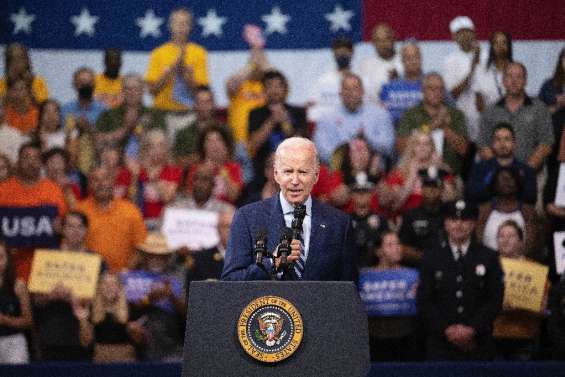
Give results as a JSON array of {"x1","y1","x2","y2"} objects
[
  {"x1": 335, "y1": 55, "x2": 351, "y2": 70},
  {"x1": 78, "y1": 85, "x2": 94, "y2": 101}
]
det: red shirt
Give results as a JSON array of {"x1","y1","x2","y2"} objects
[
  {"x1": 383, "y1": 169, "x2": 454, "y2": 216},
  {"x1": 140, "y1": 165, "x2": 182, "y2": 219},
  {"x1": 187, "y1": 161, "x2": 243, "y2": 204},
  {"x1": 312, "y1": 165, "x2": 342, "y2": 200}
]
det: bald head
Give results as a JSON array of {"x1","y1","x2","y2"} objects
[
  {"x1": 372, "y1": 23, "x2": 395, "y2": 59},
  {"x1": 401, "y1": 43, "x2": 422, "y2": 79}
]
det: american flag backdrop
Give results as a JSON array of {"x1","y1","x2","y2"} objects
[{"x1": 1, "y1": 0, "x2": 563, "y2": 105}]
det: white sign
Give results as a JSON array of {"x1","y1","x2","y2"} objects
[
  {"x1": 431, "y1": 128, "x2": 444, "y2": 157},
  {"x1": 162, "y1": 208, "x2": 220, "y2": 250},
  {"x1": 553, "y1": 231, "x2": 565, "y2": 275},
  {"x1": 555, "y1": 163, "x2": 565, "y2": 207}
]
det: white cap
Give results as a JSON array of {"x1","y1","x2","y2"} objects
[{"x1": 449, "y1": 16, "x2": 475, "y2": 34}]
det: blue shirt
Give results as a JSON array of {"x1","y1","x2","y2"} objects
[
  {"x1": 279, "y1": 192, "x2": 312, "y2": 261},
  {"x1": 314, "y1": 102, "x2": 395, "y2": 163},
  {"x1": 61, "y1": 100, "x2": 106, "y2": 130},
  {"x1": 380, "y1": 78, "x2": 423, "y2": 125}
]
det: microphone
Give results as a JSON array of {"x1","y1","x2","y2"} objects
[
  {"x1": 278, "y1": 227, "x2": 293, "y2": 270},
  {"x1": 291, "y1": 204, "x2": 306, "y2": 241},
  {"x1": 254, "y1": 229, "x2": 268, "y2": 266}
]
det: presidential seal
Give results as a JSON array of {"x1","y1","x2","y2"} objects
[{"x1": 237, "y1": 295, "x2": 303, "y2": 363}]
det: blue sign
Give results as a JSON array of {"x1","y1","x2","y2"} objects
[
  {"x1": 120, "y1": 270, "x2": 182, "y2": 314},
  {"x1": 358, "y1": 267, "x2": 419, "y2": 317},
  {"x1": 0, "y1": 205, "x2": 60, "y2": 248}
]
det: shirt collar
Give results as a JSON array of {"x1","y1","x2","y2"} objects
[
  {"x1": 449, "y1": 239, "x2": 471, "y2": 258},
  {"x1": 279, "y1": 191, "x2": 312, "y2": 216},
  {"x1": 496, "y1": 95, "x2": 533, "y2": 108}
]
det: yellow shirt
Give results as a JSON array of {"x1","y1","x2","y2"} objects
[
  {"x1": 227, "y1": 80, "x2": 265, "y2": 143},
  {"x1": 94, "y1": 73, "x2": 123, "y2": 108},
  {"x1": 76, "y1": 197, "x2": 147, "y2": 272},
  {"x1": 145, "y1": 42, "x2": 209, "y2": 112},
  {"x1": 0, "y1": 75, "x2": 49, "y2": 104}
]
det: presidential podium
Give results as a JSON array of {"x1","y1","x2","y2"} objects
[{"x1": 182, "y1": 281, "x2": 370, "y2": 377}]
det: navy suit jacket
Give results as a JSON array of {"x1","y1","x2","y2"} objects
[{"x1": 221, "y1": 195, "x2": 356, "y2": 281}]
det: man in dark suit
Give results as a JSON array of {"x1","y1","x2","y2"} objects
[
  {"x1": 221, "y1": 137, "x2": 355, "y2": 281},
  {"x1": 417, "y1": 200, "x2": 504, "y2": 361},
  {"x1": 247, "y1": 70, "x2": 307, "y2": 188}
]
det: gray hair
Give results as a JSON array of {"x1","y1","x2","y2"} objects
[{"x1": 274, "y1": 137, "x2": 320, "y2": 170}]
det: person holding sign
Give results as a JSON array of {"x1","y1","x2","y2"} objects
[
  {"x1": 0, "y1": 142, "x2": 67, "y2": 280},
  {"x1": 0, "y1": 240, "x2": 32, "y2": 363},
  {"x1": 122, "y1": 233, "x2": 186, "y2": 361},
  {"x1": 359, "y1": 231, "x2": 420, "y2": 361},
  {"x1": 31, "y1": 211, "x2": 104, "y2": 361},
  {"x1": 493, "y1": 220, "x2": 549, "y2": 360},
  {"x1": 417, "y1": 200, "x2": 504, "y2": 360}
]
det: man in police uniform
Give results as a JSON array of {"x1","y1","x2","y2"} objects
[
  {"x1": 398, "y1": 167, "x2": 446, "y2": 267},
  {"x1": 349, "y1": 173, "x2": 389, "y2": 268},
  {"x1": 417, "y1": 200, "x2": 504, "y2": 360}
]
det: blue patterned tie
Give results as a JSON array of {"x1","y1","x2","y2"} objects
[{"x1": 294, "y1": 230, "x2": 305, "y2": 279}]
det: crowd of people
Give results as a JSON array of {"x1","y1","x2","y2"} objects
[{"x1": 0, "y1": 6, "x2": 565, "y2": 364}]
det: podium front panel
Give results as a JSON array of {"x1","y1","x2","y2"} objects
[{"x1": 182, "y1": 281, "x2": 370, "y2": 377}]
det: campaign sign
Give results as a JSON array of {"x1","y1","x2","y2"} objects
[
  {"x1": 161, "y1": 207, "x2": 219, "y2": 250},
  {"x1": 358, "y1": 268, "x2": 419, "y2": 317},
  {"x1": 0, "y1": 206, "x2": 59, "y2": 248},
  {"x1": 28, "y1": 250, "x2": 102, "y2": 299},
  {"x1": 500, "y1": 257, "x2": 548, "y2": 313},
  {"x1": 120, "y1": 270, "x2": 183, "y2": 313}
]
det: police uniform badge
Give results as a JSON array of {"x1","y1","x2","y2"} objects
[{"x1": 237, "y1": 296, "x2": 303, "y2": 363}]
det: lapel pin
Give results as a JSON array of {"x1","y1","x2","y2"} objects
[{"x1": 320, "y1": 224, "x2": 326, "y2": 228}]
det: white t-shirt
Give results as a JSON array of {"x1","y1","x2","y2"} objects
[
  {"x1": 443, "y1": 49, "x2": 481, "y2": 141},
  {"x1": 0, "y1": 124, "x2": 30, "y2": 163},
  {"x1": 476, "y1": 63, "x2": 506, "y2": 107},
  {"x1": 45, "y1": 130, "x2": 67, "y2": 150},
  {"x1": 359, "y1": 52, "x2": 403, "y2": 104},
  {"x1": 307, "y1": 68, "x2": 343, "y2": 122}
]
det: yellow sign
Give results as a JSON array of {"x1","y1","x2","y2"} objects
[
  {"x1": 237, "y1": 295, "x2": 303, "y2": 363},
  {"x1": 500, "y1": 257, "x2": 548, "y2": 313},
  {"x1": 28, "y1": 249, "x2": 102, "y2": 299}
]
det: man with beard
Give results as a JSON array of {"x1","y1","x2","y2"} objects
[
  {"x1": 466, "y1": 123, "x2": 536, "y2": 204},
  {"x1": 477, "y1": 63, "x2": 553, "y2": 172}
]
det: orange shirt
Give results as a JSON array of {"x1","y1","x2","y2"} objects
[
  {"x1": 5, "y1": 104, "x2": 39, "y2": 135},
  {"x1": 76, "y1": 197, "x2": 147, "y2": 272},
  {"x1": 0, "y1": 177, "x2": 67, "y2": 279}
]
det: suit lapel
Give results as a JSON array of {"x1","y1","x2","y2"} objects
[
  {"x1": 304, "y1": 199, "x2": 325, "y2": 279},
  {"x1": 267, "y1": 195, "x2": 285, "y2": 254}
]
